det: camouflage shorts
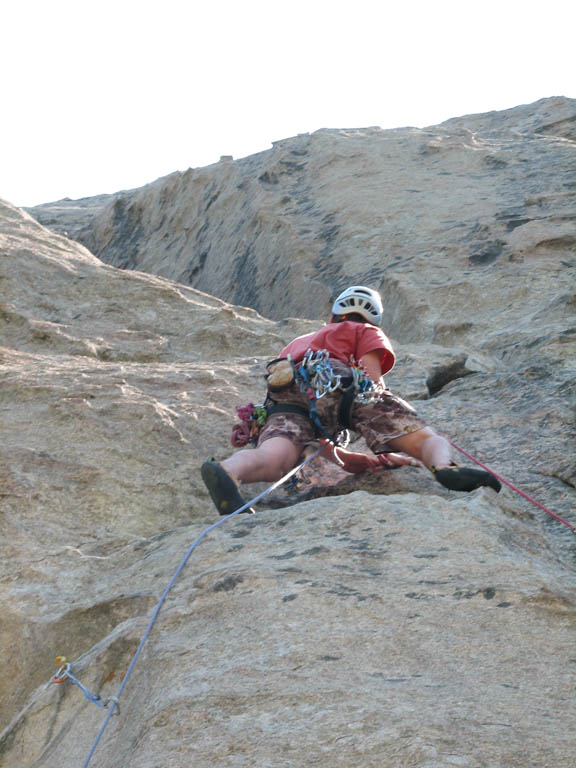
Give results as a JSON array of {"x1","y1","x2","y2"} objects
[
  {"x1": 258, "y1": 361, "x2": 425, "y2": 454},
  {"x1": 349, "y1": 391, "x2": 425, "y2": 453}
]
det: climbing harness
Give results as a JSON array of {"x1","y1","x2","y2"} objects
[
  {"x1": 57, "y1": 443, "x2": 327, "y2": 768},
  {"x1": 294, "y1": 352, "x2": 339, "y2": 440},
  {"x1": 234, "y1": 351, "x2": 376, "y2": 446},
  {"x1": 292, "y1": 349, "x2": 377, "y2": 440}
]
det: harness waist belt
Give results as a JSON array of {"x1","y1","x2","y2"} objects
[
  {"x1": 266, "y1": 403, "x2": 311, "y2": 419},
  {"x1": 268, "y1": 372, "x2": 356, "y2": 430}
]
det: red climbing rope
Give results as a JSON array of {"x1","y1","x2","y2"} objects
[{"x1": 448, "y1": 439, "x2": 576, "y2": 533}]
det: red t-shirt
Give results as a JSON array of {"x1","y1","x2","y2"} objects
[{"x1": 281, "y1": 321, "x2": 395, "y2": 375}]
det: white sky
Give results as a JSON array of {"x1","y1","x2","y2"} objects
[{"x1": 2, "y1": 0, "x2": 573, "y2": 207}]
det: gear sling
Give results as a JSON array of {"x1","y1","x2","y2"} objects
[{"x1": 264, "y1": 350, "x2": 376, "y2": 443}]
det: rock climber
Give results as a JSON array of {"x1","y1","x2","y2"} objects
[{"x1": 201, "y1": 285, "x2": 501, "y2": 515}]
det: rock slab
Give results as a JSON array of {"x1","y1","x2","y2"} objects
[{"x1": 2, "y1": 97, "x2": 576, "y2": 767}]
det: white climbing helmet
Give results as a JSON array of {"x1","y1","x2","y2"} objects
[{"x1": 331, "y1": 285, "x2": 383, "y2": 326}]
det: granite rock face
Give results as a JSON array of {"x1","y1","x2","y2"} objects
[
  {"x1": 3, "y1": 97, "x2": 576, "y2": 767},
  {"x1": 29, "y1": 96, "x2": 576, "y2": 343}
]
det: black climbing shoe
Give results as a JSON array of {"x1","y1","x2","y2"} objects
[
  {"x1": 432, "y1": 466, "x2": 501, "y2": 493},
  {"x1": 200, "y1": 461, "x2": 255, "y2": 515}
]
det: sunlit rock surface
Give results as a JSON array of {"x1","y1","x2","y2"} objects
[
  {"x1": 30, "y1": 96, "x2": 576, "y2": 339},
  {"x1": 2, "y1": 97, "x2": 575, "y2": 767}
]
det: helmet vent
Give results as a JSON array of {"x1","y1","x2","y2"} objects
[{"x1": 331, "y1": 285, "x2": 383, "y2": 325}]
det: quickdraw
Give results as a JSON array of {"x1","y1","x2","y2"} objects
[
  {"x1": 299, "y1": 349, "x2": 342, "y2": 399},
  {"x1": 299, "y1": 350, "x2": 377, "y2": 403},
  {"x1": 49, "y1": 657, "x2": 118, "y2": 711},
  {"x1": 349, "y1": 359, "x2": 379, "y2": 403}
]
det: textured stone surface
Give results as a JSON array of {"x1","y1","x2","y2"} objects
[
  {"x1": 27, "y1": 193, "x2": 115, "y2": 243},
  {"x1": 3, "y1": 495, "x2": 576, "y2": 768},
  {"x1": 2, "y1": 97, "x2": 576, "y2": 767},
  {"x1": 29, "y1": 96, "x2": 576, "y2": 341}
]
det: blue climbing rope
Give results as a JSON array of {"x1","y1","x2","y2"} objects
[{"x1": 80, "y1": 444, "x2": 327, "y2": 767}]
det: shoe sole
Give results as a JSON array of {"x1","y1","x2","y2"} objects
[
  {"x1": 200, "y1": 461, "x2": 255, "y2": 515},
  {"x1": 434, "y1": 467, "x2": 501, "y2": 493}
]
